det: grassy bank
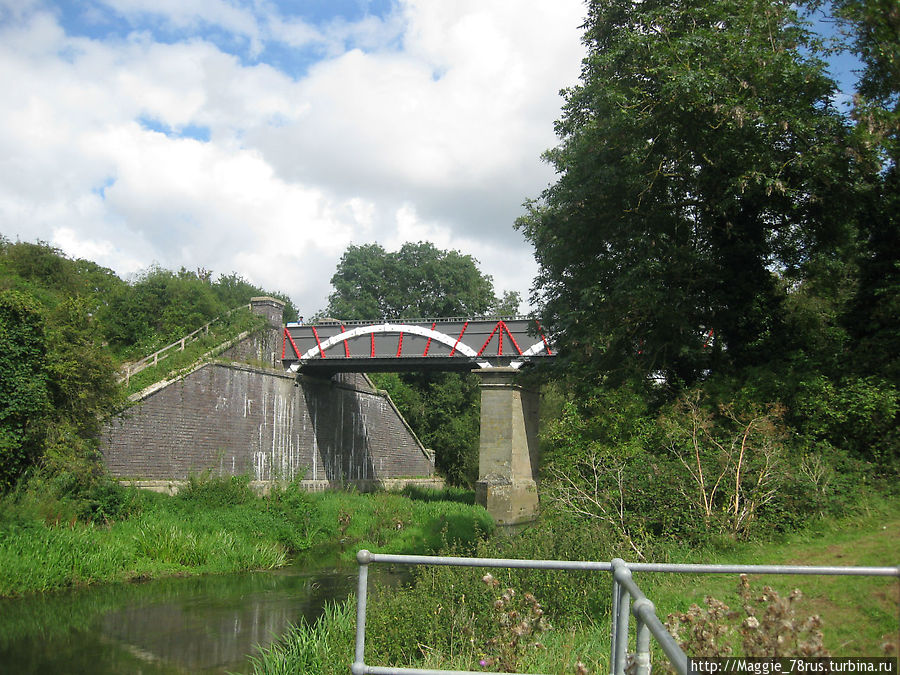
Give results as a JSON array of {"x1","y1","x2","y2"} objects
[
  {"x1": 0, "y1": 477, "x2": 494, "y2": 597},
  {"x1": 249, "y1": 501, "x2": 900, "y2": 674}
]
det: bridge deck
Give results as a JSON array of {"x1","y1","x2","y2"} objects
[{"x1": 282, "y1": 317, "x2": 553, "y2": 373}]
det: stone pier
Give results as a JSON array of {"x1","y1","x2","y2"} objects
[{"x1": 474, "y1": 368, "x2": 540, "y2": 525}]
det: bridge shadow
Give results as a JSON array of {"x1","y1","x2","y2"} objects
[{"x1": 299, "y1": 373, "x2": 379, "y2": 487}]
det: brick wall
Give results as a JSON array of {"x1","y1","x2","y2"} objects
[{"x1": 102, "y1": 339, "x2": 436, "y2": 487}]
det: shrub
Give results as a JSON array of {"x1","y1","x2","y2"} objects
[{"x1": 178, "y1": 473, "x2": 255, "y2": 507}]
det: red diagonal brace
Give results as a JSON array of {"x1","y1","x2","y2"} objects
[
  {"x1": 341, "y1": 325, "x2": 350, "y2": 357},
  {"x1": 311, "y1": 325, "x2": 325, "y2": 358},
  {"x1": 284, "y1": 327, "x2": 302, "y2": 359},
  {"x1": 423, "y1": 322, "x2": 436, "y2": 356},
  {"x1": 535, "y1": 320, "x2": 552, "y2": 355},
  {"x1": 449, "y1": 321, "x2": 469, "y2": 357},
  {"x1": 502, "y1": 320, "x2": 523, "y2": 355},
  {"x1": 477, "y1": 321, "x2": 501, "y2": 356}
]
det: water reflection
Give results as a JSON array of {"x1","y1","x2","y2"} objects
[{"x1": 0, "y1": 562, "x2": 376, "y2": 674}]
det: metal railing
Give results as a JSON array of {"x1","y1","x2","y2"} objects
[
  {"x1": 118, "y1": 303, "x2": 252, "y2": 385},
  {"x1": 351, "y1": 550, "x2": 899, "y2": 675}
]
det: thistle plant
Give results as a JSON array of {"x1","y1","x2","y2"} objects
[
  {"x1": 478, "y1": 573, "x2": 552, "y2": 672},
  {"x1": 665, "y1": 575, "x2": 828, "y2": 659}
]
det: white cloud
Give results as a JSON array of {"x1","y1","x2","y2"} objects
[{"x1": 0, "y1": 0, "x2": 585, "y2": 314}]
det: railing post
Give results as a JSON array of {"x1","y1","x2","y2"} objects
[
  {"x1": 632, "y1": 599, "x2": 653, "y2": 675},
  {"x1": 610, "y1": 570, "x2": 620, "y2": 675},
  {"x1": 353, "y1": 549, "x2": 371, "y2": 675},
  {"x1": 612, "y1": 559, "x2": 631, "y2": 675}
]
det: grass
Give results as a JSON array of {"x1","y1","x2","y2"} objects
[
  {"x1": 0, "y1": 480, "x2": 494, "y2": 598},
  {"x1": 635, "y1": 507, "x2": 900, "y2": 657},
  {"x1": 309, "y1": 489, "x2": 494, "y2": 561},
  {"x1": 246, "y1": 599, "x2": 358, "y2": 675},
  {"x1": 121, "y1": 308, "x2": 266, "y2": 396},
  {"x1": 246, "y1": 501, "x2": 900, "y2": 675}
]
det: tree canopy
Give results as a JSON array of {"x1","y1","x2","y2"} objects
[
  {"x1": 325, "y1": 241, "x2": 516, "y2": 320},
  {"x1": 517, "y1": 0, "x2": 873, "y2": 388},
  {"x1": 0, "y1": 238, "x2": 298, "y2": 491}
]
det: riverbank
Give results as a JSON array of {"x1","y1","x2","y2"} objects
[
  {"x1": 249, "y1": 500, "x2": 900, "y2": 674},
  {"x1": 0, "y1": 477, "x2": 493, "y2": 597}
]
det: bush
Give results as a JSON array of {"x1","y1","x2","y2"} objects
[{"x1": 178, "y1": 473, "x2": 256, "y2": 507}]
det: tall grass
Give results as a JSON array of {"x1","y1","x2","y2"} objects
[
  {"x1": 247, "y1": 599, "x2": 357, "y2": 675},
  {"x1": 247, "y1": 501, "x2": 900, "y2": 674},
  {"x1": 0, "y1": 477, "x2": 495, "y2": 597}
]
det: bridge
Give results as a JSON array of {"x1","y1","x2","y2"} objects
[
  {"x1": 281, "y1": 316, "x2": 555, "y2": 525},
  {"x1": 282, "y1": 316, "x2": 553, "y2": 374}
]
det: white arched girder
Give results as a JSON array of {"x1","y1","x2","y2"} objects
[
  {"x1": 510, "y1": 339, "x2": 550, "y2": 369},
  {"x1": 288, "y1": 322, "x2": 550, "y2": 371}
]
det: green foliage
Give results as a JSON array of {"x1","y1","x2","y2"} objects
[
  {"x1": 373, "y1": 370, "x2": 482, "y2": 486},
  {"x1": 539, "y1": 379, "x2": 890, "y2": 548},
  {"x1": 177, "y1": 473, "x2": 256, "y2": 507},
  {"x1": 121, "y1": 307, "x2": 266, "y2": 396},
  {"x1": 0, "y1": 290, "x2": 51, "y2": 490},
  {"x1": 397, "y1": 484, "x2": 476, "y2": 505},
  {"x1": 248, "y1": 599, "x2": 357, "y2": 675},
  {"x1": 517, "y1": 0, "x2": 865, "y2": 388},
  {"x1": 325, "y1": 241, "x2": 498, "y2": 320},
  {"x1": 790, "y1": 375, "x2": 899, "y2": 466},
  {"x1": 307, "y1": 490, "x2": 494, "y2": 558},
  {"x1": 45, "y1": 297, "x2": 121, "y2": 438},
  {"x1": 0, "y1": 486, "x2": 493, "y2": 597}
]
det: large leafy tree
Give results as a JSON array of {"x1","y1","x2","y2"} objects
[
  {"x1": 517, "y1": 0, "x2": 861, "y2": 388},
  {"x1": 827, "y1": 0, "x2": 900, "y2": 382},
  {"x1": 326, "y1": 241, "x2": 499, "y2": 320}
]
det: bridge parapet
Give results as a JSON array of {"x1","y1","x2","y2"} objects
[{"x1": 282, "y1": 316, "x2": 553, "y2": 374}]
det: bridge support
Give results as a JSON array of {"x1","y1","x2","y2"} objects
[{"x1": 474, "y1": 368, "x2": 540, "y2": 525}]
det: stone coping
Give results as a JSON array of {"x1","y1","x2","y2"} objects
[{"x1": 122, "y1": 477, "x2": 445, "y2": 496}]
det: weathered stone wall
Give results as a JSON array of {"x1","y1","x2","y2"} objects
[
  {"x1": 102, "y1": 358, "x2": 436, "y2": 487},
  {"x1": 103, "y1": 296, "x2": 438, "y2": 489}
]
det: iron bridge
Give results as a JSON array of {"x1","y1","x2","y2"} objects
[{"x1": 282, "y1": 316, "x2": 553, "y2": 374}]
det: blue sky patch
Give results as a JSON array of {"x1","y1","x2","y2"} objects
[
  {"x1": 91, "y1": 176, "x2": 116, "y2": 199},
  {"x1": 138, "y1": 117, "x2": 211, "y2": 142}
]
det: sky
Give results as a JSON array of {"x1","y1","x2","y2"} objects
[{"x1": 0, "y1": 0, "x2": 587, "y2": 315}]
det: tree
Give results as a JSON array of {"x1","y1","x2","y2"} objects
[
  {"x1": 0, "y1": 290, "x2": 51, "y2": 489},
  {"x1": 516, "y1": 0, "x2": 860, "y2": 389},
  {"x1": 826, "y1": 0, "x2": 900, "y2": 382},
  {"x1": 326, "y1": 242, "x2": 497, "y2": 320}
]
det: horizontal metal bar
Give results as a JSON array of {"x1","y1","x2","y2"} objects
[
  {"x1": 354, "y1": 551, "x2": 898, "y2": 675},
  {"x1": 625, "y1": 562, "x2": 900, "y2": 576},
  {"x1": 360, "y1": 552, "x2": 899, "y2": 577},
  {"x1": 302, "y1": 315, "x2": 530, "y2": 326},
  {"x1": 361, "y1": 551, "x2": 612, "y2": 571}
]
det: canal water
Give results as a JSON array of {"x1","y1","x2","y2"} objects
[{"x1": 0, "y1": 559, "x2": 380, "y2": 674}]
